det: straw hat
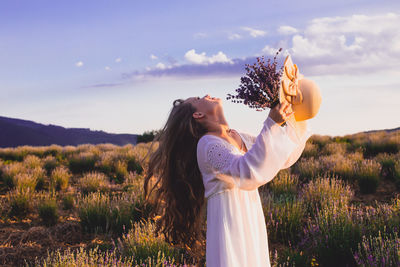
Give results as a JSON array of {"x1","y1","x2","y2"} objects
[
  {"x1": 279, "y1": 55, "x2": 322, "y2": 138},
  {"x1": 279, "y1": 55, "x2": 322, "y2": 121}
]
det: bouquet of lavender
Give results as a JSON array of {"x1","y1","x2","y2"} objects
[{"x1": 227, "y1": 48, "x2": 283, "y2": 110}]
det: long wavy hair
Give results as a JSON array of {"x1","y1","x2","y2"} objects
[{"x1": 143, "y1": 99, "x2": 208, "y2": 256}]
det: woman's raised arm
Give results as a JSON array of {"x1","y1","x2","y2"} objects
[{"x1": 197, "y1": 116, "x2": 311, "y2": 190}]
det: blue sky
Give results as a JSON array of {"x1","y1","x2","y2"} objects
[{"x1": 1, "y1": 0, "x2": 399, "y2": 137}]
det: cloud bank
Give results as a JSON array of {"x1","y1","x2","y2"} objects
[{"x1": 124, "y1": 12, "x2": 400, "y2": 79}]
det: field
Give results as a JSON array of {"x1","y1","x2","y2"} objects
[{"x1": 0, "y1": 129, "x2": 399, "y2": 266}]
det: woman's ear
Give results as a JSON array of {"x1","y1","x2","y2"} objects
[{"x1": 192, "y1": 112, "x2": 205, "y2": 119}]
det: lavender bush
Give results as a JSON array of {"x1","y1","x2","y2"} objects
[{"x1": 353, "y1": 231, "x2": 400, "y2": 267}]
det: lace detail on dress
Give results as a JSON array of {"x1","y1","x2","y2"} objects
[{"x1": 206, "y1": 141, "x2": 235, "y2": 171}]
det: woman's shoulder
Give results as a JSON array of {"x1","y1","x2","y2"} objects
[
  {"x1": 197, "y1": 134, "x2": 233, "y2": 155},
  {"x1": 198, "y1": 134, "x2": 223, "y2": 148}
]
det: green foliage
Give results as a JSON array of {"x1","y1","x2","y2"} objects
[
  {"x1": 36, "y1": 247, "x2": 135, "y2": 266},
  {"x1": 8, "y1": 188, "x2": 32, "y2": 219},
  {"x1": 111, "y1": 160, "x2": 128, "y2": 184},
  {"x1": 78, "y1": 192, "x2": 149, "y2": 235},
  {"x1": 301, "y1": 141, "x2": 319, "y2": 158},
  {"x1": 117, "y1": 220, "x2": 185, "y2": 264},
  {"x1": 68, "y1": 152, "x2": 98, "y2": 174},
  {"x1": 127, "y1": 157, "x2": 143, "y2": 174},
  {"x1": 301, "y1": 203, "x2": 363, "y2": 267},
  {"x1": 364, "y1": 140, "x2": 399, "y2": 157},
  {"x1": 263, "y1": 194, "x2": 306, "y2": 244},
  {"x1": 43, "y1": 155, "x2": 59, "y2": 175},
  {"x1": 51, "y1": 166, "x2": 71, "y2": 191},
  {"x1": 137, "y1": 130, "x2": 161, "y2": 144},
  {"x1": 354, "y1": 231, "x2": 400, "y2": 267},
  {"x1": 294, "y1": 157, "x2": 323, "y2": 181},
  {"x1": 38, "y1": 196, "x2": 59, "y2": 226},
  {"x1": 267, "y1": 170, "x2": 298, "y2": 198},
  {"x1": 301, "y1": 175, "x2": 353, "y2": 215},
  {"x1": 62, "y1": 194, "x2": 75, "y2": 210},
  {"x1": 270, "y1": 247, "x2": 310, "y2": 267},
  {"x1": 356, "y1": 160, "x2": 381, "y2": 194},
  {"x1": 79, "y1": 172, "x2": 110, "y2": 195}
]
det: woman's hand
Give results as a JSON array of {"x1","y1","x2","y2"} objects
[{"x1": 268, "y1": 101, "x2": 294, "y2": 126}]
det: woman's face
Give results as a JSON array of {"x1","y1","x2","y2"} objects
[{"x1": 185, "y1": 95, "x2": 222, "y2": 117}]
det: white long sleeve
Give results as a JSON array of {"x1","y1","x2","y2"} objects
[{"x1": 197, "y1": 116, "x2": 312, "y2": 191}]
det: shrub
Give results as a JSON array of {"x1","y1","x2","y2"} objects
[
  {"x1": 78, "y1": 192, "x2": 111, "y2": 234},
  {"x1": 8, "y1": 188, "x2": 33, "y2": 219},
  {"x1": 262, "y1": 193, "x2": 306, "y2": 244},
  {"x1": 356, "y1": 160, "x2": 381, "y2": 194},
  {"x1": 14, "y1": 173, "x2": 37, "y2": 191},
  {"x1": 322, "y1": 142, "x2": 348, "y2": 155},
  {"x1": 300, "y1": 203, "x2": 362, "y2": 267},
  {"x1": 43, "y1": 155, "x2": 59, "y2": 175},
  {"x1": 68, "y1": 152, "x2": 98, "y2": 174},
  {"x1": 23, "y1": 155, "x2": 42, "y2": 168},
  {"x1": 376, "y1": 153, "x2": 396, "y2": 179},
  {"x1": 62, "y1": 194, "x2": 75, "y2": 210},
  {"x1": 360, "y1": 199, "x2": 400, "y2": 236},
  {"x1": 321, "y1": 154, "x2": 357, "y2": 181},
  {"x1": 395, "y1": 159, "x2": 400, "y2": 190},
  {"x1": 38, "y1": 196, "x2": 59, "y2": 226},
  {"x1": 35, "y1": 175, "x2": 46, "y2": 191},
  {"x1": 127, "y1": 157, "x2": 143, "y2": 174},
  {"x1": 42, "y1": 144, "x2": 62, "y2": 157},
  {"x1": 78, "y1": 192, "x2": 146, "y2": 235},
  {"x1": 51, "y1": 166, "x2": 71, "y2": 191},
  {"x1": 294, "y1": 157, "x2": 322, "y2": 180},
  {"x1": 112, "y1": 160, "x2": 128, "y2": 184},
  {"x1": 0, "y1": 147, "x2": 25, "y2": 161},
  {"x1": 300, "y1": 175, "x2": 353, "y2": 215},
  {"x1": 117, "y1": 220, "x2": 185, "y2": 264},
  {"x1": 36, "y1": 247, "x2": 135, "y2": 266},
  {"x1": 353, "y1": 231, "x2": 400, "y2": 267},
  {"x1": 309, "y1": 135, "x2": 332, "y2": 149},
  {"x1": 364, "y1": 140, "x2": 399, "y2": 157},
  {"x1": 1, "y1": 162, "x2": 24, "y2": 188},
  {"x1": 302, "y1": 141, "x2": 319, "y2": 158},
  {"x1": 266, "y1": 170, "x2": 298, "y2": 198},
  {"x1": 270, "y1": 248, "x2": 310, "y2": 267},
  {"x1": 79, "y1": 172, "x2": 110, "y2": 195}
]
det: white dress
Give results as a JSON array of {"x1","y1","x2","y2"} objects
[{"x1": 196, "y1": 116, "x2": 312, "y2": 267}]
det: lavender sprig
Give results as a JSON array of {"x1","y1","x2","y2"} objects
[{"x1": 227, "y1": 48, "x2": 283, "y2": 110}]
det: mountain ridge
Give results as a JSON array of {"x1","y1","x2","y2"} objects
[{"x1": 0, "y1": 116, "x2": 137, "y2": 148}]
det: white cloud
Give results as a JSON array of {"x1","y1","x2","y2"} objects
[
  {"x1": 105, "y1": 66, "x2": 111, "y2": 71},
  {"x1": 261, "y1": 45, "x2": 280, "y2": 56},
  {"x1": 229, "y1": 33, "x2": 242, "y2": 40},
  {"x1": 278, "y1": 25, "x2": 298, "y2": 35},
  {"x1": 115, "y1": 58, "x2": 122, "y2": 63},
  {"x1": 155, "y1": 62, "x2": 166, "y2": 69},
  {"x1": 280, "y1": 12, "x2": 400, "y2": 75},
  {"x1": 184, "y1": 49, "x2": 233, "y2": 65},
  {"x1": 241, "y1": 27, "x2": 267, "y2": 38},
  {"x1": 75, "y1": 61, "x2": 83, "y2": 67},
  {"x1": 150, "y1": 54, "x2": 158, "y2": 60}
]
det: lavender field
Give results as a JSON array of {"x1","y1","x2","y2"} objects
[{"x1": 0, "y1": 129, "x2": 399, "y2": 267}]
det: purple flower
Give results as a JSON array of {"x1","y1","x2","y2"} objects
[{"x1": 227, "y1": 48, "x2": 283, "y2": 110}]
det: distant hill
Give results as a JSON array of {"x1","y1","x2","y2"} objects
[
  {"x1": 361, "y1": 127, "x2": 400, "y2": 134},
  {"x1": 0, "y1": 116, "x2": 137, "y2": 148}
]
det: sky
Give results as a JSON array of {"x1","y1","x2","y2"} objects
[{"x1": 1, "y1": 0, "x2": 399, "y2": 137}]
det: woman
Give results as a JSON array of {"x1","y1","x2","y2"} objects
[{"x1": 144, "y1": 94, "x2": 311, "y2": 266}]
